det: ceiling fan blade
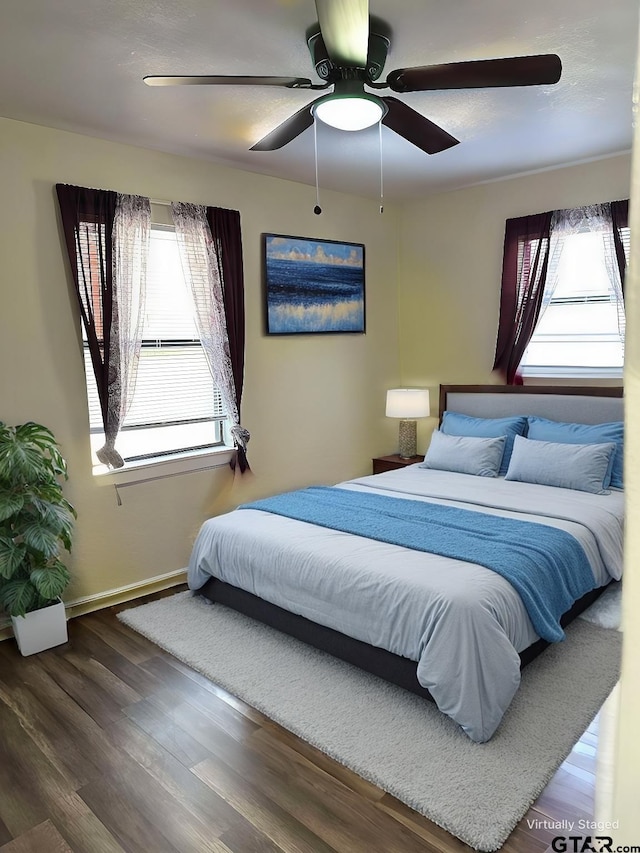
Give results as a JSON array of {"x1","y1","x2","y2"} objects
[
  {"x1": 382, "y1": 97, "x2": 459, "y2": 155},
  {"x1": 251, "y1": 102, "x2": 317, "y2": 151},
  {"x1": 385, "y1": 54, "x2": 562, "y2": 93},
  {"x1": 143, "y1": 75, "x2": 316, "y2": 88},
  {"x1": 314, "y1": 0, "x2": 369, "y2": 67}
]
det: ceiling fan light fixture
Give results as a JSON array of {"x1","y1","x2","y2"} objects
[{"x1": 313, "y1": 94, "x2": 386, "y2": 131}]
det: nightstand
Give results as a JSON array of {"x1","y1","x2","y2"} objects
[{"x1": 372, "y1": 454, "x2": 424, "y2": 474}]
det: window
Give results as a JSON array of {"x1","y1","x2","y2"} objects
[
  {"x1": 82, "y1": 225, "x2": 227, "y2": 469},
  {"x1": 519, "y1": 225, "x2": 629, "y2": 378},
  {"x1": 57, "y1": 184, "x2": 248, "y2": 479},
  {"x1": 493, "y1": 201, "x2": 628, "y2": 384}
]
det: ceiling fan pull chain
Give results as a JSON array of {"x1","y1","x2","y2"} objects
[
  {"x1": 313, "y1": 117, "x2": 322, "y2": 215},
  {"x1": 379, "y1": 121, "x2": 384, "y2": 214}
]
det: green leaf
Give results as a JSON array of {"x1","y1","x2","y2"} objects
[
  {"x1": 21, "y1": 522, "x2": 60, "y2": 559},
  {"x1": 28, "y1": 497, "x2": 75, "y2": 537},
  {"x1": 57, "y1": 521, "x2": 74, "y2": 554},
  {"x1": 0, "y1": 577, "x2": 36, "y2": 617},
  {"x1": 0, "y1": 422, "x2": 69, "y2": 485},
  {"x1": 17, "y1": 423, "x2": 68, "y2": 476},
  {"x1": 0, "y1": 442, "x2": 43, "y2": 483},
  {"x1": 30, "y1": 563, "x2": 70, "y2": 600},
  {"x1": 0, "y1": 490, "x2": 24, "y2": 521},
  {"x1": 15, "y1": 422, "x2": 56, "y2": 442},
  {"x1": 28, "y1": 481, "x2": 65, "y2": 503},
  {"x1": 0, "y1": 536, "x2": 27, "y2": 579}
]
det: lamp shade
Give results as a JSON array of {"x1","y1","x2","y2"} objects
[{"x1": 385, "y1": 388, "x2": 430, "y2": 419}]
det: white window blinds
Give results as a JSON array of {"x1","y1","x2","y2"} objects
[{"x1": 83, "y1": 225, "x2": 225, "y2": 462}]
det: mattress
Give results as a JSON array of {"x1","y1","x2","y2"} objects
[{"x1": 187, "y1": 465, "x2": 624, "y2": 742}]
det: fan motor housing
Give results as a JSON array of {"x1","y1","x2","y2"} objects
[
  {"x1": 307, "y1": 29, "x2": 390, "y2": 82},
  {"x1": 366, "y1": 32, "x2": 391, "y2": 81}
]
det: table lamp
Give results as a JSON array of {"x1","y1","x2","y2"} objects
[{"x1": 385, "y1": 388, "x2": 431, "y2": 458}]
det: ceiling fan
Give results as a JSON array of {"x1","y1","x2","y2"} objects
[{"x1": 143, "y1": 0, "x2": 562, "y2": 156}]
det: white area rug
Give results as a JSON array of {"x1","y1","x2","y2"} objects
[
  {"x1": 119, "y1": 592, "x2": 622, "y2": 851},
  {"x1": 578, "y1": 581, "x2": 622, "y2": 630}
]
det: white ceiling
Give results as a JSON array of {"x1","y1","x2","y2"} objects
[{"x1": 1, "y1": 0, "x2": 637, "y2": 200}]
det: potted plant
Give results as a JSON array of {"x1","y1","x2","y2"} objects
[{"x1": 0, "y1": 421, "x2": 75, "y2": 655}]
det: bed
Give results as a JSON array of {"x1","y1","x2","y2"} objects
[{"x1": 188, "y1": 385, "x2": 624, "y2": 742}]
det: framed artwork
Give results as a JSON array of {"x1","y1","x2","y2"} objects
[{"x1": 263, "y1": 233, "x2": 365, "y2": 334}]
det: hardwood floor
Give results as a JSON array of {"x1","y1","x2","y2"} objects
[{"x1": 0, "y1": 587, "x2": 600, "y2": 853}]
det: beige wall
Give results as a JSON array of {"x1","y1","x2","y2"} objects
[
  {"x1": 397, "y1": 155, "x2": 631, "y2": 450},
  {"x1": 0, "y1": 116, "x2": 401, "y2": 605}
]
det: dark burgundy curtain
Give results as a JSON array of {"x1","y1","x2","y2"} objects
[
  {"x1": 56, "y1": 183, "x2": 125, "y2": 467},
  {"x1": 611, "y1": 199, "x2": 629, "y2": 292},
  {"x1": 492, "y1": 212, "x2": 552, "y2": 384},
  {"x1": 205, "y1": 206, "x2": 250, "y2": 473}
]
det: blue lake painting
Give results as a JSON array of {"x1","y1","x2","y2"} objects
[{"x1": 265, "y1": 235, "x2": 365, "y2": 334}]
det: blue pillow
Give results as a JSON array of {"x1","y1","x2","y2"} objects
[
  {"x1": 505, "y1": 435, "x2": 617, "y2": 494},
  {"x1": 420, "y1": 431, "x2": 506, "y2": 477},
  {"x1": 440, "y1": 411, "x2": 527, "y2": 476},
  {"x1": 527, "y1": 417, "x2": 624, "y2": 489}
]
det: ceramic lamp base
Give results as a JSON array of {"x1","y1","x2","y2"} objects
[{"x1": 398, "y1": 419, "x2": 417, "y2": 458}]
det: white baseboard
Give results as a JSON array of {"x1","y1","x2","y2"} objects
[{"x1": 0, "y1": 568, "x2": 187, "y2": 642}]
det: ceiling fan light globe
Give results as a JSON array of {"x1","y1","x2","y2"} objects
[{"x1": 313, "y1": 96, "x2": 385, "y2": 131}]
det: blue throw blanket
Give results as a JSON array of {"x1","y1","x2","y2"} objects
[{"x1": 239, "y1": 486, "x2": 596, "y2": 642}]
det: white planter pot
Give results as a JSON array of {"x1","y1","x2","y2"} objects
[{"x1": 11, "y1": 599, "x2": 68, "y2": 656}]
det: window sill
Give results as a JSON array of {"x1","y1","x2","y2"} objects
[
  {"x1": 520, "y1": 366, "x2": 623, "y2": 380},
  {"x1": 92, "y1": 445, "x2": 235, "y2": 486}
]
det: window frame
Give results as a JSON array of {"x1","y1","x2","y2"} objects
[
  {"x1": 518, "y1": 225, "x2": 628, "y2": 380},
  {"x1": 91, "y1": 444, "x2": 235, "y2": 487},
  {"x1": 81, "y1": 216, "x2": 234, "y2": 483}
]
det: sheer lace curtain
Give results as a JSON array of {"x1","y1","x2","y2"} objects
[
  {"x1": 56, "y1": 185, "x2": 150, "y2": 469},
  {"x1": 102, "y1": 193, "x2": 151, "y2": 468},
  {"x1": 540, "y1": 203, "x2": 626, "y2": 343},
  {"x1": 171, "y1": 202, "x2": 250, "y2": 470}
]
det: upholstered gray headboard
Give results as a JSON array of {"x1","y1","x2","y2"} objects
[{"x1": 439, "y1": 385, "x2": 623, "y2": 425}]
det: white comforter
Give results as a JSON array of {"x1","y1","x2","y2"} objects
[{"x1": 187, "y1": 466, "x2": 624, "y2": 742}]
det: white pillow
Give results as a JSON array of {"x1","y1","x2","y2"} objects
[
  {"x1": 505, "y1": 435, "x2": 617, "y2": 494},
  {"x1": 420, "y1": 431, "x2": 506, "y2": 477}
]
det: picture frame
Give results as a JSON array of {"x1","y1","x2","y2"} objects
[{"x1": 263, "y1": 233, "x2": 365, "y2": 334}]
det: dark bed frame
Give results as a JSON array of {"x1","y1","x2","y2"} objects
[
  {"x1": 198, "y1": 384, "x2": 623, "y2": 704},
  {"x1": 200, "y1": 577, "x2": 606, "y2": 703}
]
